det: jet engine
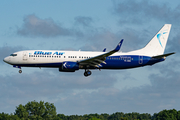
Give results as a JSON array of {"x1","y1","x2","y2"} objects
[{"x1": 59, "y1": 62, "x2": 79, "y2": 72}]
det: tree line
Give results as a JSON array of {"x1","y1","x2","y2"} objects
[{"x1": 0, "y1": 100, "x2": 180, "y2": 120}]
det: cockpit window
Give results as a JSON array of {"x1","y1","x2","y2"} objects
[{"x1": 10, "y1": 54, "x2": 17, "y2": 57}]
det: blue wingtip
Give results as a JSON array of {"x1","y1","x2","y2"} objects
[
  {"x1": 103, "y1": 48, "x2": 106, "y2": 52},
  {"x1": 114, "y1": 39, "x2": 123, "y2": 52}
]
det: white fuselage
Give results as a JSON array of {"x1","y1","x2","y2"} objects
[{"x1": 4, "y1": 50, "x2": 128, "y2": 66}]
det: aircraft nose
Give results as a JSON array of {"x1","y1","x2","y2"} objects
[{"x1": 3, "y1": 57, "x2": 9, "y2": 63}]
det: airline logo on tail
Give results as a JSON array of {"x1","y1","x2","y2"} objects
[{"x1": 157, "y1": 31, "x2": 167, "y2": 48}]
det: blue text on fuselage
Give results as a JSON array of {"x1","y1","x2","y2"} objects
[
  {"x1": 53, "y1": 52, "x2": 64, "y2": 55},
  {"x1": 34, "y1": 51, "x2": 64, "y2": 55}
]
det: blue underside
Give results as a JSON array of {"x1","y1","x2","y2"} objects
[{"x1": 13, "y1": 55, "x2": 165, "y2": 70}]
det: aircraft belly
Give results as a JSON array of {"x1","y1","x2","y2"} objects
[{"x1": 102, "y1": 61, "x2": 139, "y2": 69}]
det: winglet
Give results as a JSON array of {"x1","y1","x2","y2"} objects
[
  {"x1": 114, "y1": 39, "x2": 123, "y2": 52},
  {"x1": 103, "y1": 48, "x2": 106, "y2": 52}
]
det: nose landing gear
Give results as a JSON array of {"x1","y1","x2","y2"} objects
[
  {"x1": 13, "y1": 65, "x2": 22, "y2": 74},
  {"x1": 84, "y1": 69, "x2": 92, "y2": 77},
  {"x1": 19, "y1": 69, "x2": 22, "y2": 73}
]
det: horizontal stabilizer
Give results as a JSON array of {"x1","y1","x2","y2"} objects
[{"x1": 152, "y1": 52, "x2": 175, "y2": 59}]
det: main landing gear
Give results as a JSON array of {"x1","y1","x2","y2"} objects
[{"x1": 84, "y1": 69, "x2": 92, "y2": 77}]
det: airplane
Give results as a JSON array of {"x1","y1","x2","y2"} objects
[{"x1": 3, "y1": 24, "x2": 175, "y2": 77}]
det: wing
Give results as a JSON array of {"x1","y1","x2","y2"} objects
[{"x1": 79, "y1": 39, "x2": 123, "y2": 68}]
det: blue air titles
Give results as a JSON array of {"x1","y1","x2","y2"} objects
[{"x1": 34, "y1": 51, "x2": 64, "y2": 55}]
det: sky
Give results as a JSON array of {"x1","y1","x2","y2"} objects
[{"x1": 0, "y1": 0, "x2": 180, "y2": 115}]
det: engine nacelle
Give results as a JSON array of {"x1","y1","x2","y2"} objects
[{"x1": 59, "y1": 62, "x2": 79, "y2": 72}]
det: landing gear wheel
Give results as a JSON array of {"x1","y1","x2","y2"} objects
[
  {"x1": 84, "y1": 72, "x2": 88, "y2": 77},
  {"x1": 19, "y1": 70, "x2": 22, "y2": 74},
  {"x1": 84, "y1": 70, "x2": 92, "y2": 77}
]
